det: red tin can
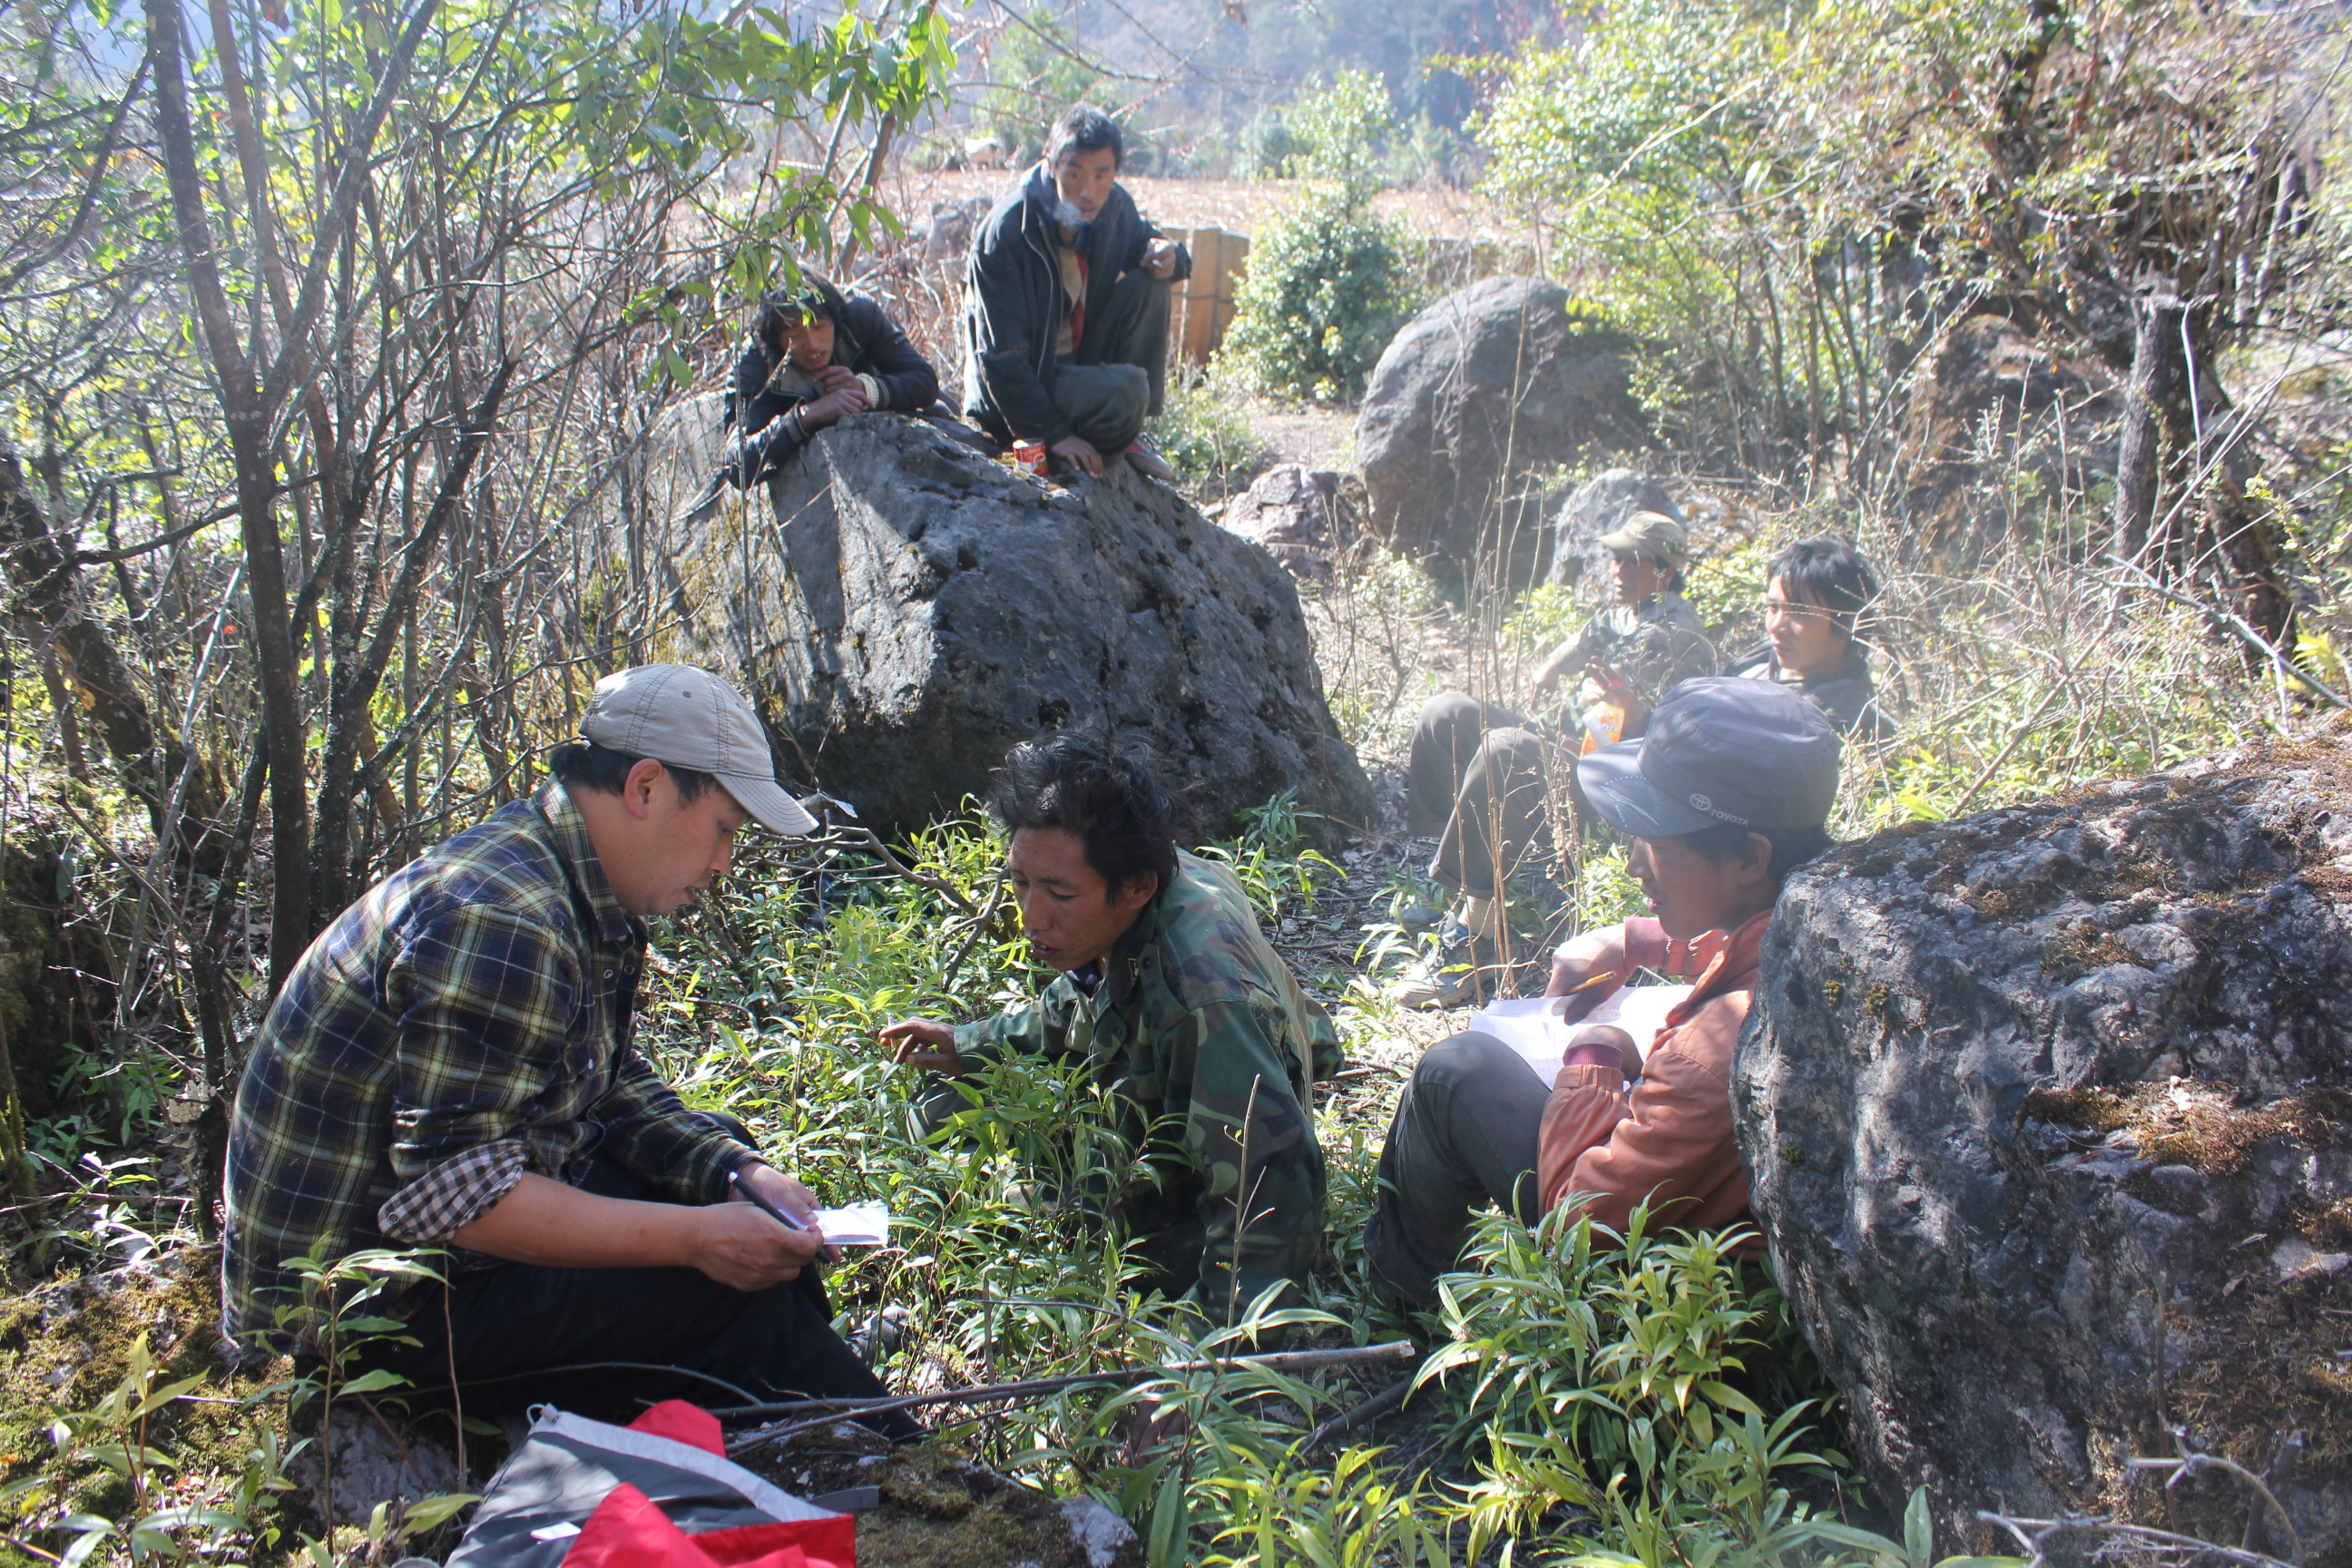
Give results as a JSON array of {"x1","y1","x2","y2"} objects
[{"x1": 1012, "y1": 439, "x2": 1047, "y2": 476}]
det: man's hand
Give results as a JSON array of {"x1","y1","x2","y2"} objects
[
  {"x1": 878, "y1": 1018, "x2": 967, "y2": 1075},
  {"x1": 1546, "y1": 925, "x2": 1630, "y2": 1023},
  {"x1": 450, "y1": 1171, "x2": 821, "y2": 1291},
  {"x1": 730, "y1": 1160, "x2": 819, "y2": 1226},
  {"x1": 688, "y1": 1198, "x2": 826, "y2": 1291},
  {"x1": 1049, "y1": 434, "x2": 1104, "y2": 477},
  {"x1": 813, "y1": 365, "x2": 860, "y2": 393},
  {"x1": 1530, "y1": 640, "x2": 1576, "y2": 694},
  {"x1": 799, "y1": 383, "x2": 869, "y2": 430},
  {"x1": 1583, "y1": 660, "x2": 1651, "y2": 733},
  {"x1": 1143, "y1": 237, "x2": 1180, "y2": 279}
]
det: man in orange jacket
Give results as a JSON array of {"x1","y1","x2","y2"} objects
[{"x1": 1363, "y1": 678, "x2": 1840, "y2": 1308}]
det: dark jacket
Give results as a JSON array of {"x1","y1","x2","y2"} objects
[
  {"x1": 961, "y1": 161, "x2": 1191, "y2": 446},
  {"x1": 1724, "y1": 642, "x2": 1893, "y2": 740},
  {"x1": 723, "y1": 281, "x2": 939, "y2": 484}
]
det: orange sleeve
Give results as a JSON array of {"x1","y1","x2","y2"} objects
[
  {"x1": 1535, "y1": 1063, "x2": 1632, "y2": 1210},
  {"x1": 1536, "y1": 1040, "x2": 1741, "y2": 1235}
]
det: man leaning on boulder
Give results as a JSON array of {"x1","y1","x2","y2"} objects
[
  {"x1": 963, "y1": 103, "x2": 1188, "y2": 481},
  {"x1": 221, "y1": 664, "x2": 916, "y2": 1436},
  {"x1": 1364, "y1": 679, "x2": 1841, "y2": 1307}
]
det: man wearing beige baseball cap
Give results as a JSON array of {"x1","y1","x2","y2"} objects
[{"x1": 222, "y1": 665, "x2": 918, "y2": 1436}]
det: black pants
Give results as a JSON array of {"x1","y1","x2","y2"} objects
[
  {"x1": 365, "y1": 1144, "x2": 918, "y2": 1439},
  {"x1": 1363, "y1": 1031, "x2": 1551, "y2": 1309},
  {"x1": 1408, "y1": 693, "x2": 1553, "y2": 898},
  {"x1": 981, "y1": 269, "x2": 1174, "y2": 454}
]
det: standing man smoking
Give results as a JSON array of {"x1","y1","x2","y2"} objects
[
  {"x1": 221, "y1": 665, "x2": 916, "y2": 1435},
  {"x1": 963, "y1": 103, "x2": 1189, "y2": 481}
]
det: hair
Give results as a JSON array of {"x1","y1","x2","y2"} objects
[
  {"x1": 548, "y1": 740, "x2": 719, "y2": 806},
  {"x1": 1767, "y1": 535, "x2": 1882, "y2": 644},
  {"x1": 751, "y1": 272, "x2": 848, "y2": 354},
  {"x1": 1045, "y1": 103, "x2": 1124, "y2": 169},
  {"x1": 988, "y1": 730, "x2": 1177, "y2": 901},
  {"x1": 1681, "y1": 820, "x2": 1836, "y2": 885}
]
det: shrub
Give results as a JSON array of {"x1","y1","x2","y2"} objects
[
  {"x1": 1218, "y1": 188, "x2": 1417, "y2": 405},
  {"x1": 1147, "y1": 374, "x2": 1270, "y2": 490}
]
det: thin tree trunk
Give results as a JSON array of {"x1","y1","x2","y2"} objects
[
  {"x1": 146, "y1": 0, "x2": 313, "y2": 989},
  {"x1": 2113, "y1": 295, "x2": 2185, "y2": 562}
]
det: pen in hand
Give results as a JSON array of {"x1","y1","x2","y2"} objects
[{"x1": 729, "y1": 1169, "x2": 811, "y2": 1232}]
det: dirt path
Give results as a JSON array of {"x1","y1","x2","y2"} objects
[{"x1": 1247, "y1": 401, "x2": 1357, "y2": 474}]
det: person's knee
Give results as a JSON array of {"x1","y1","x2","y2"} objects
[
  {"x1": 1481, "y1": 726, "x2": 1545, "y2": 766},
  {"x1": 1417, "y1": 691, "x2": 1484, "y2": 739},
  {"x1": 695, "y1": 1110, "x2": 759, "y2": 1148},
  {"x1": 1100, "y1": 364, "x2": 1150, "y2": 426},
  {"x1": 1412, "y1": 1030, "x2": 1517, "y2": 1097}
]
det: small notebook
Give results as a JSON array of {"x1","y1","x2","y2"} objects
[
  {"x1": 1466, "y1": 985, "x2": 1692, "y2": 1082},
  {"x1": 812, "y1": 1202, "x2": 889, "y2": 1246}
]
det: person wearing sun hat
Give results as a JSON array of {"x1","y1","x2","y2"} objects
[
  {"x1": 221, "y1": 664, "x2": 921, "y2": 1437},
  {"x1": 1392, "y1": 508, "x2": 1717, "y2": 1010},
  {"x1": 1364, "y1": 677, "x2": 1840, "y2": 1308}
]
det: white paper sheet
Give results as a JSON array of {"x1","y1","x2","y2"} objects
[
  {"x1": 812, "y1": 1201, "x2": 890, "y2": 1246},
  {"x1": 1467, "y1": 985, "x2": 1693, "y2": 1082}
]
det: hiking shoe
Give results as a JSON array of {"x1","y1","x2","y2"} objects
[
  {"x1": 1386, "y1": 924, "x2": 1504, "y2": 1010},
  {"x1": 847, "y1": 1304, "x2": 912, "y2": 1367},
  {"x1": 1394, "y1": 900, "x2": 1445, "y2": 934},
  {"x1": 1124, "y1": 438, "x2": 1176, "y2": 483}
]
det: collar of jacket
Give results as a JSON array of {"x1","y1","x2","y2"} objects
[
  {"x1": 1740, "y1": 641, "x2": 1870, "y2": 691},
  {"x1": 1660, "y1": 906, "x2": 1771, "y2": 1028},
  {"x1": 1072, "y1": 874, "x2": 1177, "y2": 1011},
  {"x1": 530, "y1": 779, "x2": 644, "y2": 949},
  {"x1": 1017, "y1": 161, "x2": 1138, "y2": 259}
]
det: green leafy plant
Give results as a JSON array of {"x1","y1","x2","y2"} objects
[
  {"x1": 1148, "y1": 376, "x2": 1271, "y2": 490},
  {"x1": 1218, "y1": 189, "x2": 1417, "y2": 405}
]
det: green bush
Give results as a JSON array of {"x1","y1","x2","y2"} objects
[
  {"x1": 1237, "y1": 107, "x2": 1310, "y2": 181},
  {"x1": 1147, "y1": 374, "x2": 1270, "y2": 489},
  {"x1": 1217, "y1": 188, "x2": 1417, "y2": 405}
]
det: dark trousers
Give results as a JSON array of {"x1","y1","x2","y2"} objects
[
  {"x1": 1055, "y1": 268, "x2": 1176, "y2": 454},
  {"x1": 1407, "y1": 692, "x2": 1553, "y2": 898},
  {"x1": 1363, "y1": 1031, "x2": 1551, "y2": 1309},
  {"x1": 366, "y1": 1147, "x2": 917, "y2": 1439}
]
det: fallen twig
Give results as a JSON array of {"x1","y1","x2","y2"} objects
[
  {"x1": 1299, "y1": 1375, "x2": 1412, "y2": 1453},
  {"x1": 719, "y1": 1339, "x2": 1420, "y2": 1456},
  {"x1": 1978, "y1": 1510, "x2": 2297, "y2": 1568}
]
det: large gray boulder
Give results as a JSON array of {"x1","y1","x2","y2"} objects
[
  {"x1": 1739, "y1": 743, "x2": 2352, "y2": 1560},
  {"x1": 1355, "y1": 278, "x2": 1642, "y2": 580},
  {"x1": 642, "y1": 399, "x2": 1370, "y2": 841}
]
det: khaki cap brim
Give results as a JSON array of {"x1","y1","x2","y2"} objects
[{"x1": 718, "y1": 774, "x2": 821, "y2": 838}]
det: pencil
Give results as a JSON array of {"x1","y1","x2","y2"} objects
[
  {"x1": 729, "y1": 1169, "x2": 810, "y2": 1232},
  {"x1": 1559, "y1": 969, "x2": 1619, "y2": 996}
]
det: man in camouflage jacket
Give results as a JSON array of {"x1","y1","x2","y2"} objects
[{"x1": 882, "y1": 736, "x2": 1339, "y2": 1320}]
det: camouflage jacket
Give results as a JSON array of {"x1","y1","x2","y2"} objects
[
  {"x1": 1545, "y1": 593, "x2": 1718, "y2": 722},
  {"x1": 955, "y1": 852, "x2": 1340, "y2": 1319}
]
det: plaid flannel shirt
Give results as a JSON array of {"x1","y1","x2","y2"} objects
[{"x1": 220, "y1": 782, "x2": 753, "y2": 1352}]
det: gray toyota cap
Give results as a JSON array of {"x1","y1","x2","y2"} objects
[
  {"x1": 581, "y1": 665, "x2": 818, "y2": 836},
  {"x1": 1576, "y1": 676, "x2": 1839, "y2": 839}
]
